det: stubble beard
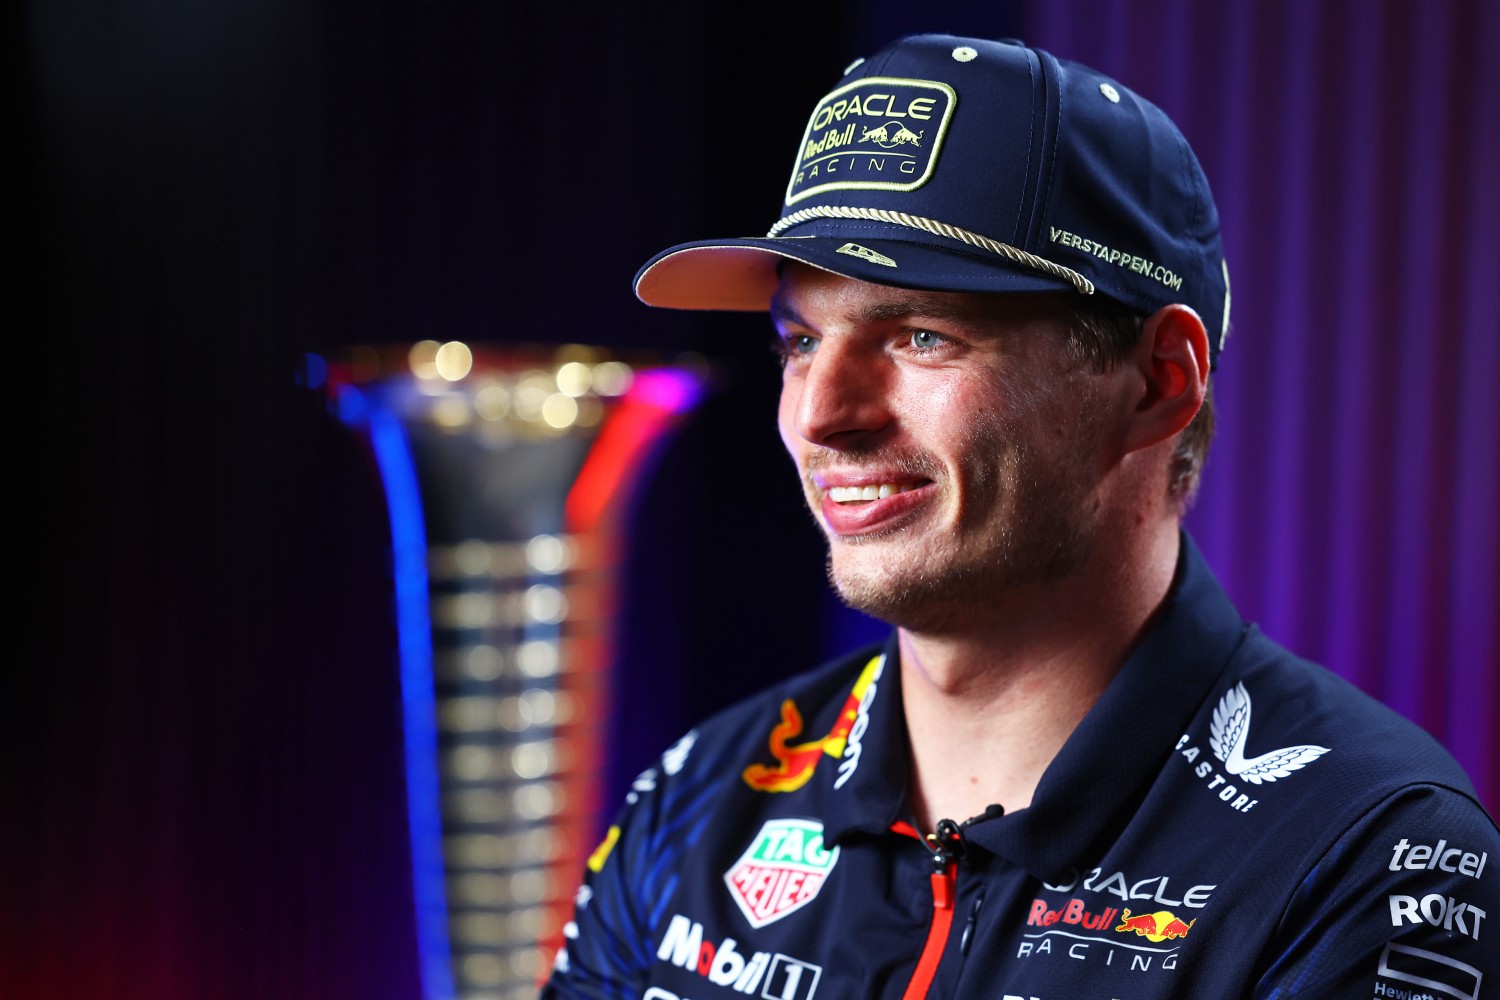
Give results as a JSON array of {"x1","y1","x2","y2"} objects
[{"x1": 817, "y1": 402, "x2": 1105, "y2": 634}]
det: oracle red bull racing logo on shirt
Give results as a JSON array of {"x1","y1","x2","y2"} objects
[
  {"x1": 724, "y1": 819, "x2": 840, "y2": 929},
  {"x1": 1017, "y1": 883, "x2": 1208, "y2": 976},
  {"x1": 1026, "y1": 898, "x2": 1197, "y2": 942},
  {"x1": 1018, "y1": 904, "x2": 1190, "y2": 975}
]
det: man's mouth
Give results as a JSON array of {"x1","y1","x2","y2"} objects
[
  {"x1": 812, "y1": 475, "x2": 937, "y2": 536},
  {"x1": 826, "y1": 483, "x2": 920, "y2": 503}
]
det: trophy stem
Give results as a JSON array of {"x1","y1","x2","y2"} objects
[{"x1": 330, "y1": 344, "x2": 705, "y2": 1000}]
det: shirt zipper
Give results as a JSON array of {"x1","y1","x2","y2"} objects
[{"x1": 893, "y1": 818, "x2": 964, "y2": 1000}]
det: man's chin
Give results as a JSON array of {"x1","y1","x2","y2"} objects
[
  {"x1": 824, "y1": 531, "x2": 1089, "y2": 632},
  {"x1": 825, "y1": 553, "x2": 982, "y2": 633}
]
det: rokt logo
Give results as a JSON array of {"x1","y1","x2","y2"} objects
[
  {"x1": 1388, "y1": 893, "x2": 1487, "y2": 941},
  {"x1": 656, "y1": 913, "x2": 823, "y2": 1000}
]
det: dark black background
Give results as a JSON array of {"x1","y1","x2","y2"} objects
[{"x1": 10, "y1": 3, "x2": 1021, "y2": 996}]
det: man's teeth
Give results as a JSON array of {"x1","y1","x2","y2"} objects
[{"x1": 827, "y1": 484, "x2": 912, "y2": 503}]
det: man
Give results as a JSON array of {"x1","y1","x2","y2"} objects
[{"x1": 545, "y1": 34, "x2": 1497, "y2": 999}]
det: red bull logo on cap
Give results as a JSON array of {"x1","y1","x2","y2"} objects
[
  {"x1": 724, "y1": 818, "x2": 841, "y2": 929},
  {"x1": 1115, "y1": 908, "x2": 1197, "y2": 943},
  {"x1": 742, "y1": 656, "x2": 882, "y2": 793}
]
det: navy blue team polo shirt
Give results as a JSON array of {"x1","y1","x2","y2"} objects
[{"x1": 546, "y1": 534, "x2": 1498, "y2": 999}]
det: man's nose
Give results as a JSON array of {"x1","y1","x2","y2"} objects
[{"x1": 791, "y1": 340, "x2": 891, "y2": 446}]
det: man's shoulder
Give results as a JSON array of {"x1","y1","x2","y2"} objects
[
  {"x1": 1203, "y1": 625, "x2": 1486, "y2": 815},
  {"x1": 1160, "y1": 535, "x2": 1483, "y2": 813}
]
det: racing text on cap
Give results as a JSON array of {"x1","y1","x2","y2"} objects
[{"x1": 785, "y1": 78, "x2": 956, "y2": 206}]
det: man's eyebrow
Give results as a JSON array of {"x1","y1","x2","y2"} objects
[
  {"x1": 768, "y1": 294, "x2": 804, "y2": 328},
  {"x1": 859, "y1": 300, "x2": 957, "y2": 324},
  {"x1": 863, "y1": 291, "x2": 1020, "y2": 325},
  {"x1": 769, "y1": 293, "x2": 979, "y2": 329}
]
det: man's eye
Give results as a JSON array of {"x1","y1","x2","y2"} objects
[
  {"x1": 775, "y1": 334, "x2": 818, "y2": 360},
  {"x1": 910, "y1": 329, "x2": 944, "y2": 350}
]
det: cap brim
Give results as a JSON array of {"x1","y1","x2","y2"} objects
[{"x1": 633, "y1": 237, "x2": 1075, "y2": 311}]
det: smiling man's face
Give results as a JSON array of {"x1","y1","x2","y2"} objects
[{"x1": 773, "y1": 264, "x2": 1126, "y2": 633}]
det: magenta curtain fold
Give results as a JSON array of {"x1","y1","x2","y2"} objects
[{"x1": 1022, "y1": 0, "x2": 1498, "y2": 807}]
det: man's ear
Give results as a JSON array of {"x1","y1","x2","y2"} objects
[{"x1": 1121, "y1": 304, "x2": 1210, "y2": 455}]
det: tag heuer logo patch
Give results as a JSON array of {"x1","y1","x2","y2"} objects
[
  {"x1": 786, "y1": 77, "x2": 956, "y2": 206},
  {"x1": 724, "y1": 819, "x2": 840, "y2": 929}
]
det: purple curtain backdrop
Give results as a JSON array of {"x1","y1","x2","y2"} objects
[{"x1": 1013, "y1": 0, "x2": 1498, "y2": 805}]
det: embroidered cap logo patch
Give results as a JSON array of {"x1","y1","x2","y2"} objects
[
  {"x1": 724, "y1": 819, "x2": 841, "y2": 929},
  {"x1": 785, "y1": 77, "x2": 956, "y2": 206}
]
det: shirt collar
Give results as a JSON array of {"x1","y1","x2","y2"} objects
[{"x1": 816, "y1": 532, "x2": 1248, "y2": 879}]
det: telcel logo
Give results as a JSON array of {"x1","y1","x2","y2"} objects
[
  {"x1": 656, "y1": 914, "x2": 822, "y2": 1000},
  {"x1": 1389, "y1": 838, "x2": 1488, "y2": 879}
]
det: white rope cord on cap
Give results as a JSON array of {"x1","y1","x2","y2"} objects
[{"x1": 767, "y1": 205, "x2": 1096, "y2": 296}]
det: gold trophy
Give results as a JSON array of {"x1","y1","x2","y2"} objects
[{"x1": 327, "y1": 341, "x2": 705, "y2": 1000}]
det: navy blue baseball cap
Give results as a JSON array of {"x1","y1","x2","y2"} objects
[{"x1": 634, "y1": 34, "x2": 1231, "y2": 367}]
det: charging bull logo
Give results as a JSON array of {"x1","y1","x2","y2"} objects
[
  {"x1": 742, "y1": 656, "x2": 883, "y2": 793},
  {"x1": 1115, "y1": 908, "x2": 1197, "y2": 942},
  {"x1": 859, "y1": 122, "x2": 924, "y2": 148}
]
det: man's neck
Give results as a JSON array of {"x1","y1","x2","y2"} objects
[{"x1": 899, "y1": 524, "x2": 1182, "y2": 833}]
